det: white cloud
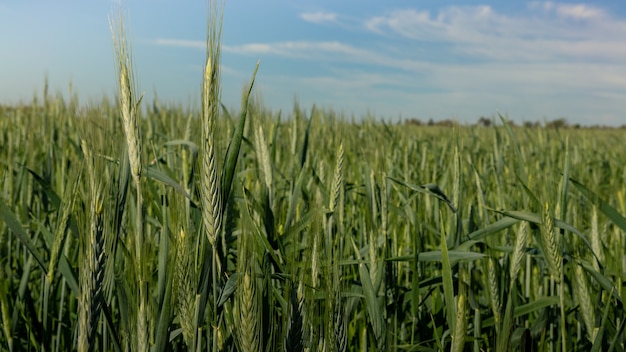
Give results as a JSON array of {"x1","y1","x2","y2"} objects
[
  {"x1": 222, "y1": 40, "x2": 442, "y2": 79},
  {"x1": 300, "y1": 11, "x2": 337, "y2": 24},
  {"x1": 556, "y1": 4, "x2": 603, "y2": 20},
  {"x1": 365, "y1": 6, "x2": 509, "y2": 43},
  {"x1": 219, "y1": 35, "x2": 626, "y2": 124},
  {"x1": 220, "y1": 37, "x2": 626, "y2": 93},
  {"x1": 223, "y1": 41, "x2": 371, "y2": 59},
  {"x1": 154, "y1": 38, "x2": 204, "y2": 49},
  {"x1": 364, "y1": 4, "x2": 626, "y2": 63},
  {"x1": 152, "y1": 3, "x2": 626, "y2": 125},
  {"x1": 538, "y1": 2, "x2": 606, "y2": 20},
  {"x1": 155, "y1": 39, "x2": 369, "y2": 59},
  {"x1": 225, "y1": 43, "x2": 274, "y2": 55}
]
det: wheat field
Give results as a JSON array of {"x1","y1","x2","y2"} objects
[{"x1": 0, "y1": 4, "x2": 625, "y2": 352}]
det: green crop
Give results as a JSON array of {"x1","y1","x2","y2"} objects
[{"x1": 0, "y1": 3, "x2": 625, "y2": 351}]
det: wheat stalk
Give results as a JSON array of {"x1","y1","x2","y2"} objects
[
  {"x1": 47, "y1": 172, "x2": 80, "y2": 285},
  {"x1": 329, "y1": 143, "x2": 344, "y2": 214},
  {"x1": 487, "y1": 257, "x2": 501, "y2": 334},
  {"x1": 333, "y1": 302, "x2": 347, "y2": 352},
  {"x1": 574, "y1": 264, "x2": 597, "y2": 342},
  {"x1": 541, "y1": 202, "x2": 563, "y2": 281},
  {"x1": 110, "y1": 11, "x2": 144, "y2": 264},
  {"x1": 200, "y1": 14, "x2": 224, "y2": 348},
  {"x1": 541, "y1": 202, "x2": 566, "y2": 350},
  {"x1": 78, "y1": 195, "x2": 104, "y2": 352},
  {"x1": 255, "y1": 125, "x2": 273, "y2": 204},
  {"x1": 201, "y1": 66, "x2": 222, "y2": 246},
  {"x1": 110, "y1": 12, "x2": 150, "y2": 351},
  {"x1": 0, "y1": 263, "x2": 13, "y2": 351},
  {"x1": 137, "y1": 299, "x2": 149, "y2": 352},
  {"x1": 590, "y1": 207, "x2": 603, "y2": 270},
  {"x1": 509, "y1": 221, "x2": 529, "y2": 290},
  {"x1": 78, "y1": 141, "x2": 106, "y2": 352},
  {"x1": 452, "y1": 267, "x2": 468, "y2": 352},
  {"x1": 201, "y1": 2, "x2": 224, "y2": 247},
  {"x1": 110, "y1": 16, "x2": 142, "y2": 185},
  {"x1": 328, "y1": 144, "x2": 346, "y2": 352},
  {"x1": 367, "y1": 170, "x2": 382, "y2": 292},
  {"x1": 182, "y1": 113, "x2": 198, "y2": 197},
  {"x1": 310, "y1": 228, "x2": 321, "y2": 291},
  {"x1": 173, "y1": 228, "x2": 197, "y2": 348},
  {"x1": 236, "y1": 265, "x2": 260, "y2": 352}
]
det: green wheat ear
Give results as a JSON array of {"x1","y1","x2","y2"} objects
[
  {"x1": 3, "y1": 1, "x2": 626, "y2": 350},
  {"x1": 487, "y1": 256, "x2": 501, "y2": 334},
  {"x1": 78, "y1": 140, "x2": 106, "y2": 352},
  {"x1": 173, "y1": 228, "x2": 197, "y2": 348},
  {"x1": 201, "y1": 1, "x2": 223, "y2": 251},
  {"x1": 110, "y1": 10, "x2": 149, "y2": 351},
  {"x1": 541, "y1": 202, "x2": 562, "y2": 281},
  {"x1": 110, "y1": 14, "x2": 143, "y2": 186},
  {"x1": 574, "y1": 263, "x2": 597, "y2": 342},
  {"x1": 509, "y1": 221, "x2": 529, "y2": 289}
]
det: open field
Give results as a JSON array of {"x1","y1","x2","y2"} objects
[
  {"x1": 1, "y1": 7, "x2": 626, "y2": 352},
  {"x1": 2, "y1": 88, "x2": 626, "y2": 351}
]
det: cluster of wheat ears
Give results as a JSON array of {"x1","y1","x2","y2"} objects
[{"x1": 0, "y1": 1, "x2": 625, "y2": 351}]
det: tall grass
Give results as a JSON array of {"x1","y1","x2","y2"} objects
[{"x1": 1, "y1": 2, "x2": 626, "y2": 351}]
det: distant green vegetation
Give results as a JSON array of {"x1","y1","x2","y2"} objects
[{"x1": 1, "y1": 5, "x2": 625, "y2": 352}]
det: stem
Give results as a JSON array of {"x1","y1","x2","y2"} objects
[
  {"x1": 559, "y1": 273, "x2": 567, "y2": 351},
  {"x1": 211, "y1": 244, "x2": 218, "y2": 351},
  {"x1": 135, "y1": 180, "x2": 148, "y2": 352},
  {"x1": 135, "y1": 181, "x2": 143, "y2": 272}
]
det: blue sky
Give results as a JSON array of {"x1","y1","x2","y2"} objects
[{"x1": 2, "y1": 1, "x2": 626, "y2": 125}]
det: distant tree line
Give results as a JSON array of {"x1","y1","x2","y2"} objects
[
  {"x1": 2, "y1": 103, "x2": 624, "y2": 129},
  {"x1": 404, "y1": 116, "x2": 626, "y2": 129}
]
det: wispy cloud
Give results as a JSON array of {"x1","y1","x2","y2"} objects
[
  {"x1": 218, "y1": 38, "x2": 626, "y2": 96},
  {"x1": 536, "y1": 2, "x2": 607, "y2": 20},
  {"x1": 154, "y1": 39, "x2": 365, "y2": 58},
  {"x1": 365, "y1": 3, "x2": 626, "y2": 62},
  {"x1": 556, "y1": 5, "x2": 603, "y2": 20},
  {"x1": 152, "y1": 3, "x2": 626, "y2": 125},
  {"x1": 154, "y1": 38, "x2": 204, "y2": 49},
  {"x1": 224, "y1": 41, "x2": 365, "y2": 57},
  {"x1": 299, "y1": 11, "x2": 337, "y2": 24},
  {"x1": 222, "y1": 40, "x2": 437, "y2": 74},
  {"x1": 156, "y1": 33, "x2": 626, "y2": 92}
]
